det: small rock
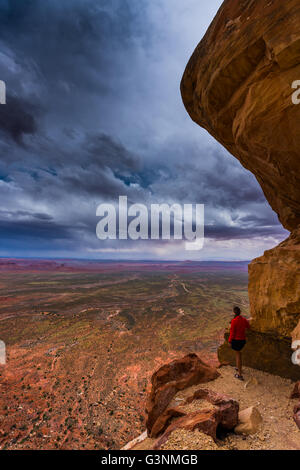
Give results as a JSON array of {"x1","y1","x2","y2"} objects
[
  {"x1": 244, "y1": 377, "x2": 258, "y2": 389},
  {"x1": 234, "y1": 406, "x2": 263, "y2": 435}
]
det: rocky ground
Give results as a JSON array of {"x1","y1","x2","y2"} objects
[
  {"x1": 161, "y1": 429, "x2": 220, "y2": 451},
  {"x1": 132, "y1": 366, "x2": 300, "y2": 450}
]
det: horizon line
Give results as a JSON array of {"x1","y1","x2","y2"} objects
[{"x1": 0, "y1": 256, "x2": 251, "y2": 263}]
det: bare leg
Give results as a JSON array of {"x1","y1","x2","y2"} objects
[{"x1": 236, "y1": 351, "x2": 242, "y2": 376}]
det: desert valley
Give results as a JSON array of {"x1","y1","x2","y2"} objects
[{"x1": 0, "y1": 259, "x2": 249, "y2": 450}]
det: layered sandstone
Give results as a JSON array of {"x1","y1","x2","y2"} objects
[
  {"x1": 143, "y1": 356, "x2": 238, "y2": 450},
  {"x1": 181, "y1": 0, "x2": 300, "y2": 379},
  {"x1": 145, "y1": 353, "x2": 220, "y2": 434},
  {"x1": 248, "y1": 229, "x2": 300, "y2": 338},
  {"x1": 152, "y1": 388, "x2": 239, "y2": 450}
]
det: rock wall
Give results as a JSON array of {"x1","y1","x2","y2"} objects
[
  {"x1": 181, "y1": 0, "x2": 300, "y2": 379},
  {"x1": 249, "y1": 229, "x2": 300, "y2": 338}
]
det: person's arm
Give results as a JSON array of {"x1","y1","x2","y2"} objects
[
  {"x1": 228, "y1": 319, "x2": 235, "y2": 343},
  {"x1": 245, "y1": 318, "x2": 251, "y2": 330}
]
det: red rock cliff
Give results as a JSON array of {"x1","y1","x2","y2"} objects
[{"x1": 181, "y1": 0, "x2": 300, "y2": 379}]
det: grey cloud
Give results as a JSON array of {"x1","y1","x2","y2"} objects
[
  {"x1": 0, "y1": 218, "x2": 72, "y2": 241},
  {"x1": 0, "y1": 95, "x2": 37, "y2": 144},
  {"x1": 205, "y1": 224, "x2": 287, "y2": 240},
  {"x1": 85, "y1": 133, "x2": 141, "y2": 173},
  {"x1": 0, "y1": 0, "x2": 287, "y2": 259}
]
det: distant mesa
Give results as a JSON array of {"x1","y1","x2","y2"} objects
[{"x1": 181, "y1": 0, "x2": 300, "y2": 379}]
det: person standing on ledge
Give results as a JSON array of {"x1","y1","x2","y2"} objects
[{"x1": 228, "y1": 306, "x2": 250, "y2": 381}]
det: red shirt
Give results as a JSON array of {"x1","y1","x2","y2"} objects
[{"x1": 229, "y1": 315, "x2": 250, "y2": 343}]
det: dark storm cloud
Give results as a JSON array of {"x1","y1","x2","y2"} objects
[
  {"x1": 0, "y1": 0, "x2": 287, "y2": 259},
  {"x1": 85, "y1": 133, "x2": 141, "y2": 173},
  {"x1": 148, "y1": 143, "x2": 267, "y2": 210},
  {"x1": 0, "y1": 131, "x2": 141, "y2": 201},
  {"x1": 0, "y1": 209, "x2": 53, "y2": 221},
  {"x1": 0, "y1": 0, "x2": 147, "y2": 77},
  {"x1": 205, "y1": 224, "x2": 285, "y2": 240},
  {"x1": 0, "y1": 218, "x2": 71, "y2": 241},
  {"x1": 0, "y1": 95, "x2": 37, "y2": 144}
]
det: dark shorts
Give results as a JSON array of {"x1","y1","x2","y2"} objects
[{"x1": 231, "y1": 340, "x2": 246, "y2": 351}]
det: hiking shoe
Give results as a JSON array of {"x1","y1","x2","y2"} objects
[{"x1": 234, "y1": 374, "x2": 244, "y2": 381}]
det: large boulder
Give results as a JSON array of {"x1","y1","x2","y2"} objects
[
  {"x1": 145, "y1": 354, "x2": 220, "y2": 435},
  {"x1": 150, "y1": 388, "x2": 238, "y2": 439},
  {"x1": 185, "y1": 388, "x2": 239, "y2": 431},
  {"x1": 152, "y1": 388, "x2": 239, "y2": 449},
  {"x1": 181, "y1": 0, "x2": 300, "y2": 379}
]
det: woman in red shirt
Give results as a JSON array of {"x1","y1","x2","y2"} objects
[{"x1": 229, "y1": 306, "x2": 250, "y2": 381}]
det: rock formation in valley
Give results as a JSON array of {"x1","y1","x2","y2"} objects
[{"x1": 181, "y1": 0, "x2": 300, "y2": 379}]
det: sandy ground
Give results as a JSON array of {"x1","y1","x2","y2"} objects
[{"x1": 132, "y1": 366, "x2": 300, "y2": 450}]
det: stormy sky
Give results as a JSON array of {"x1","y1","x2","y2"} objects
[{"x1": 0, "y1": 0, "x2": 288, "y2": 261}]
